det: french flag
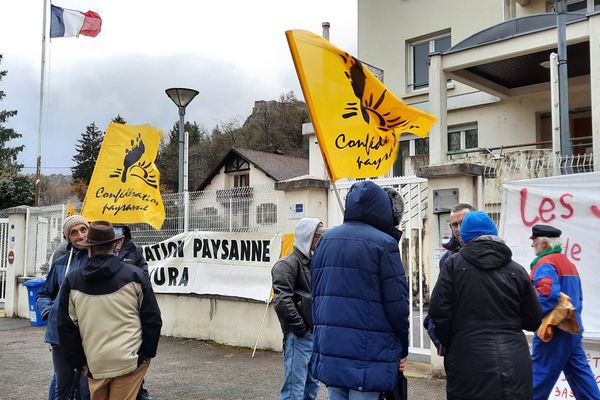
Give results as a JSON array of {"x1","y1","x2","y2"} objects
[{"x1": 50, "y1": 4, "x2": 102, "y2": 38}]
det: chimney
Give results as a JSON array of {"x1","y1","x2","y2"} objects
[{"x1": 322, "y1": 22, "x2": 330, "y2": 40}]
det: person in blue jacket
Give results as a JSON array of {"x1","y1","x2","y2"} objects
[
  {"x1": 530, "y1": 224, "x2": 600, "y2": 400},
  {"x1": 438, "y1": 203, "x2": 474, "y2": 269},
  {"x1": 311, "y1": 181, "x2": 410, "y2": 400},
  {"x1": 37, "y1": 215, "x2": 91, "y2": 400}
]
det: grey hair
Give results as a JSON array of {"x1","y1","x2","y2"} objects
[{"x1": 538, "y1": 236, "x2": 562, "y2": 249}]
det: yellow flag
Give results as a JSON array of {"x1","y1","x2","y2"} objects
[
  {"x1": 280, "y1": 232, "x2": 295, "y2": 258},
  {"x1": 65, "y1": 200, "x2": 76, "y2": 216},
  {"x1": 81, "y1": 123, "x2": 165, "y2": 229},
  {"x1": 286, "y1": 30, "x2": 436, "y2": 181}
]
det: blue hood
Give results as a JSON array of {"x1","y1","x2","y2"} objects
[{"x1": 344, "y1": 181, "x2": 394, "y2": 234}]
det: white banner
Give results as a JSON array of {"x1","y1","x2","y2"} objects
[
  {"x1": 144, "y1": 231, "x2": 281, "y2": 301},
  {"x1": 500, "y1": 171, "x2": 600, "y2": 338}
]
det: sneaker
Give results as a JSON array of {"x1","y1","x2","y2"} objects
[{"x1": 137, "y1": 388, "x2": 153, "y2": 400}]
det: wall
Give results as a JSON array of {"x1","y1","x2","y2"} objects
[
  {"x1": 201, "y1": 164, "x2": 275, "y2": 193},
  {"x1": 303, "y1": 123, "x2": 328, "y2": 179},
  {"x1": 156, "y1": 294, "x2": 283, "y2": 351},
  {"x1": 281, "y1": 188, "x2": 329, "y2": 233},
  {"x1": 447, "y1": 80, "x2": 591, "y2": 149},
  {"x1": 358, "y1": 0, "x2": 503, "y2": 101}
]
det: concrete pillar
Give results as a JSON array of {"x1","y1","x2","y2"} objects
[
  {"x1": 589, "y1": 14, "x2": 600, "y2": 171},
  {"x1": 5, "y1": 208, "x2": 28, "y2": 317},
  {"x1": 417, "y1": 163, "x2": 485, "y2": 376},
  {"x1": 428, "y1": 53, "x2": 448, "y2": 165}
]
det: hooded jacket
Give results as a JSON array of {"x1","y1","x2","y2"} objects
[
  {"x1": 429, "y1": 236, "x2": 542, "y2": 400},
  {"x1": 272, "y1": 217, "x2": 321, "y2": 337},
  {"x1": 57, "y1": 254, "x2": 162, "y2": 379},
  {"x1": 37, "y1": 245, "x2": 89, "y2": 345},
  {"x1": 311, "y1": 181, "x2": 409, "y2": 393}
]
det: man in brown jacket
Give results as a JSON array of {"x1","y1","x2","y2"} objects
[{"x1": 57, "y1": 221, "x2": 162, "y2": 400}]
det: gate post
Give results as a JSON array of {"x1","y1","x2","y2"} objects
[
  {"x1": 417, "y1": 163, "x2": 487, "y2": 377},
  {"x1": 4, "y1": 207, "x2": 29, "y2": 318}
]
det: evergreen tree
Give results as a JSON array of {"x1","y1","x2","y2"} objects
[
  {"x1": 0, "y1": 174, "x2": 34, "y2": 208},
  {"x1": 0, "y1": 54, "x2": 23, "y2": 175},
  {"x1": 112, "y1": 114, "x2": 127, "y2": 124},
  {"x1": 71, "y1": 122, "x2": 103, "y2": 199},
  {"x1": 156, "y1": 120, "x2": 206, "y2": 192}
]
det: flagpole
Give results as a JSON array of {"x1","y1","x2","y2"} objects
[
  {"x1": 251, "y1": 295, "x2": 272, "y2": 358},
  {"x1": 318, "y1": 22, "x2": 345, "y2": 214},
  {"x1": 35, "y1": 0, "x2": 49, "y2": 206}
]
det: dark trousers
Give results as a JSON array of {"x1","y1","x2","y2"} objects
[{"x1": 51, "y1": 345, "x2": 89, "y2": 400}]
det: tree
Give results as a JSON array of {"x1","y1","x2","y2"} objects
[
  {"x1": 0, "y1": 54, "x2": 33, "y2": 209},
  {"x1": 156, "y1": 121, "x2": 207, "y2": 193},
  {"x1": 0, "y1": 174, "x2": 34, "y2": 208},
  {"x1": 238, "y1": 91, "x2": 309, "y2": 157},
  {"x1": 112, "y1": 114, "x2": 126, "y2": 124},
  {"x1": 71, "y1": 122, "x2": 103, "y2": 200},
  {"x1": 0, "y1": 54, "x2": 24, "y2": 174},
  {"x1": 39, "y1": 174, "x2": 73, "y2": 206}
]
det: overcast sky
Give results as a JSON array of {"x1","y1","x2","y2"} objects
[{"x1": 0, "y1": 1, "x2": 357, "y2": 175}]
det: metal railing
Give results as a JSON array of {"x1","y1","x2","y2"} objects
[{"x1": 0, "y1": 184, "x2": 284, "y2": 272}]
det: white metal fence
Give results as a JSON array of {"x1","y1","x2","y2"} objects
[
  {"x1": 448, "y1": 149, "x2": 597, "y2": 225},
  {"x1": 329, "y1": 176, "x2": 431, "y2": 356},
  {"x1": 0, "y1": 185, "x2": 284, "y2": 275}
]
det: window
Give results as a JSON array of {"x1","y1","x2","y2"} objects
[
  {"x1": 234, "y1": 173, "x2": 249, "y2": 188},
  {"x1": 547, "y1": 0, "x2": 588, "y2": 12},
  {"x1": 448, "y1": 125, "x2": 478, "y2": 153},
  {"x1": 408, "y1": 34, "x2": 451, "y2": 91},
  {"x1": 256, "y1": 203, "x2": 277, "y2": 225},
  {"x1": 393, "y1": 137, "x2": 429, "y2": 176}
]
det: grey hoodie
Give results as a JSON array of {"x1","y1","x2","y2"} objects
[
  {"x1": 271, "y1": 217, "x2": 322, "y2": 336},
  {"x1": 293, "y1": 217, "x2": 321, "y2": 259}
]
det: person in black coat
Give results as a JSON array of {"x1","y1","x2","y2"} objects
[{"x1": 429, "y1": 211, "x2": 542, "y2": 400}]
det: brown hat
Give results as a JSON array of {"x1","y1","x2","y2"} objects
[{"x1": 77, "y1": 220, "x2": 124, "y2": 247}]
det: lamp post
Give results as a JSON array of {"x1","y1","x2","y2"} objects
[{"x1": 165, "y1": 87, "x2": 199, "y2": 193}]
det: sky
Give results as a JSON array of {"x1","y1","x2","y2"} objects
[{"x1": 0, "y1": 1, "x2": 357, "y2": 175}]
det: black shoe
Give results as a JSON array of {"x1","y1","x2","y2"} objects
[{"x1": 137, "y1": 388, "x2": 153, "y2": 400}]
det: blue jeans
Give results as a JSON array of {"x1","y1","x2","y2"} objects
[
  {"x1": 280, "y1": 332, "x2": 319, "y2": 400},
  {"x1": 51, "y1": 345, "x2": 90, "y2": 400},
  {"x1": 327, "y1": 387, "x2": 380, "y2": 400}
]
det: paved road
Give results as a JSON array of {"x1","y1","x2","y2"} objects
[{"x1": 0, "y1": 317, "x2": 446, "y2": 400}]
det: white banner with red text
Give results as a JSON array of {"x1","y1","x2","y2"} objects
[
  {"x1": 500, "y1": 171, "x2": 600, "y2": 338},
  {"x1": 144, "y1": 231, "x2": 281, "y2": 301}
]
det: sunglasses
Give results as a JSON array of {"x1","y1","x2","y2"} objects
[{"x1": 449, "y1": 222, "x2": 460, "y2": 228}]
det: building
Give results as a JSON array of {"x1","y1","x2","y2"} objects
[{"x1": 357, "y1": 0, "x2": 599, "y2": 174}]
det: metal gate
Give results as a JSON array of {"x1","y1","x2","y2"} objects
[
  {"x1": 328, "y1": 176, "x2": 430, "y2": 356},
  {"x1": 0, "y1": 218, "x2": 9, "y2": 305}
]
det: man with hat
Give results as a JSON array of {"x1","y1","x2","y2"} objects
[
  {"x1": 529, "y1": 224, "x2": 600, "y2": 399},
  {"x1": 57, "y1": 221, "x2": 162, "y2": 400},
  {"x1": 38, "y1": 215, "x2": 91, "y2": 400}
]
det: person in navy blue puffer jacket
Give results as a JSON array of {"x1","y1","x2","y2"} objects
[{"x1": 311, "y1": 181, "x2": 410, "y2": 400}]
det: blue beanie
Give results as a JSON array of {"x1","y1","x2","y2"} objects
[{"x1": 459, "y1": 211, "x2": 497, "y2": 244}]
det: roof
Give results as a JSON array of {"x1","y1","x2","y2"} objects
[
  {"x1": 448, "y1": 12, "x2": 586, "y2": 53},
  {"x1": 196, "y1": 147, "x2": 309, "y2": 191}
]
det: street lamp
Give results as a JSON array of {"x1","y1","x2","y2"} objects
[{"x1": 165, "y1": 87, "x2": 199, "y2": 193}]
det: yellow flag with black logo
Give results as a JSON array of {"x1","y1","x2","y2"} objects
[
  {"x1": 286, "y1": 30, "x2": 436, "y2": 181},
  {"x1": 81, "y1": 123, "x2": 165, "y2": 229}
]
